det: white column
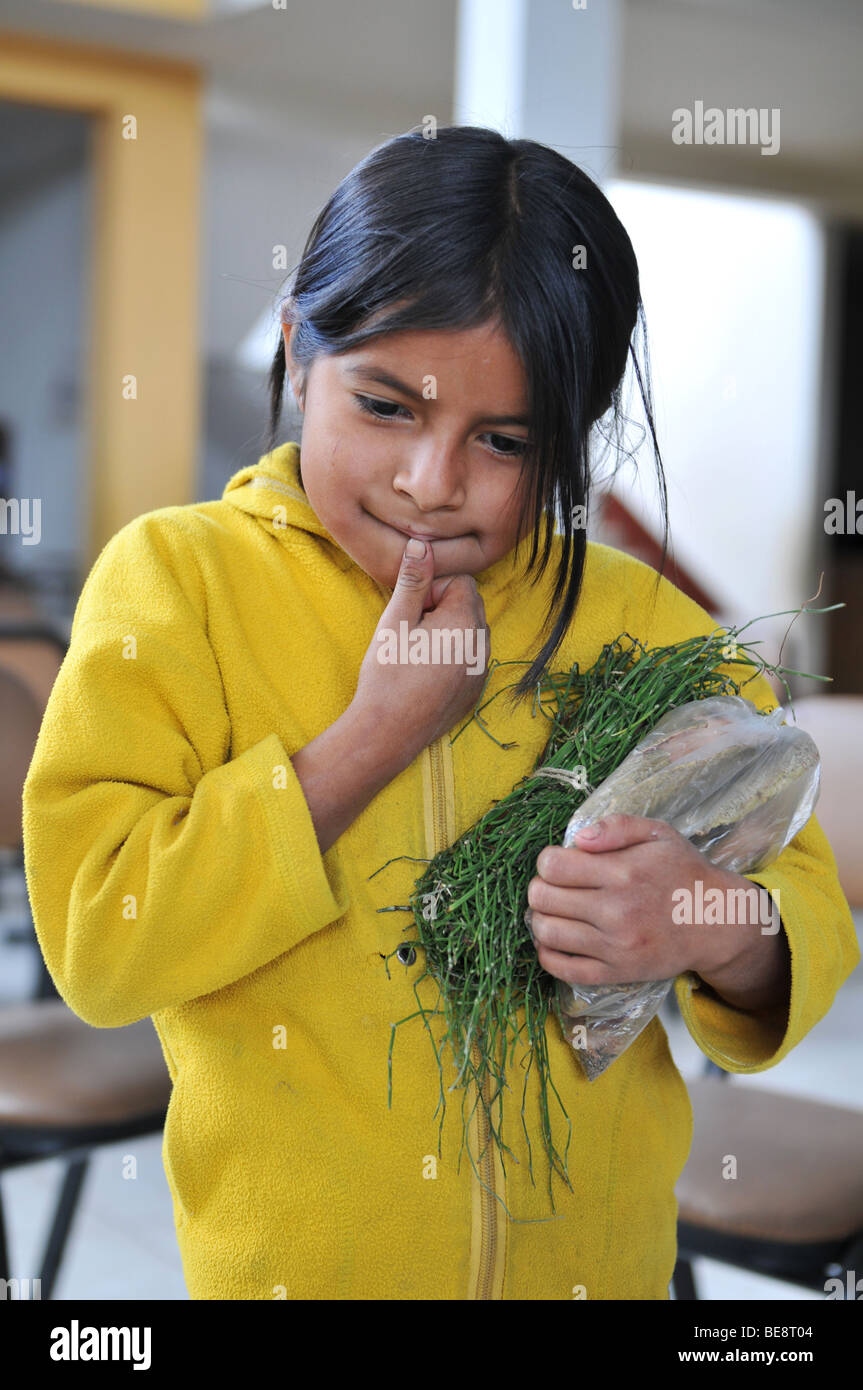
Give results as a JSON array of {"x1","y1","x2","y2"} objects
[{"x1": 453, "y1": 0, "x2": 623, "y2": 184}]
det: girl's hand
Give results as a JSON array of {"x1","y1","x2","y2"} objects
[
  {"x1": 526, "y1": 813, "x2": 773, "y2": 987},
  {"x1": 351, "y1": 537, "x2": 490, "y2": 761}
]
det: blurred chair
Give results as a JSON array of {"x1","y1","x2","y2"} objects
[
  {"x1": 671, "y1": 694, "x2": 863, "y2": 1300},
  {"x1": 672, "y1": 1078, "x2": 863, "y2": 1297},
  {"x1": 0, "y1": 668, "x2": 43, "y2": 852},
  {"x1": 0, "y1": 632, "x2": 172, "y2": 1300},
  {"x1": 0, "y1": 1005, "x2": 172, "y2": 1299},
  {"x1": 0, "y1": 615, "x2": 69, "y2": 715},
  {"x1": 0, "y1": 655, "x2": 58, "y2": 991},
  {"x1": 0, "y1": 619, "x2": 68, "y2": 982}
]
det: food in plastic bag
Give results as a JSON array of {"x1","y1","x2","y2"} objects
[{"x1": 554, "y1": 695, "x2": 821, "y2": 1080}]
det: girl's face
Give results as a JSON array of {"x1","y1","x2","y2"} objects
[{"x1": 282, "y1": 318, "x2": 534, "y2": 590}]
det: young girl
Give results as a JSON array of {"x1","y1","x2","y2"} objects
[{"x1": 22, "y1": 125, "x2": 858, "y2": 1301}]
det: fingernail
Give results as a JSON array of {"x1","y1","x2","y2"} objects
[
  {"x1": 576, "y1": 823, "x2": 602, "y2": 840},
  {"x1": 405, "y1": 538, "x2": 426, "y2": 558}
]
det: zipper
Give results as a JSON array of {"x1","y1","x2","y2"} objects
[
  {"x1": 426, "y1": 735, "x2": 502, "y2": 1301},
  {"x1": 427, "y1": 737, "x2": 449, "y2": 856},
  {"x1": 472, "y1": 1039, "x2": 497, "y2": 1300}
]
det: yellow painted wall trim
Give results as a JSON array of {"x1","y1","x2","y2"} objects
[
  {"x1": 0, "y1": 31, "x2": 202, "y2": 564},
  {"x1": 54, "y1": 0, "x2": 206, "y2": 20}
]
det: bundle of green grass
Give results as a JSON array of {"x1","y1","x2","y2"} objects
[{"x1": 376, "y1": 612, "x2": 831, "y2": 1214}]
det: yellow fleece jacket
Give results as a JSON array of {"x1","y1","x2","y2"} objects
[{"x1": 21, "y1": 441, "x2": 859, "y2": 1301}]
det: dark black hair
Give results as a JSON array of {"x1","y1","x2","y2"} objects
[{"x1": 265, "y1": 124, "x2": 667, "y2": 700}]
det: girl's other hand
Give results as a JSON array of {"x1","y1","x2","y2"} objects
[{"x1": 526, "y1": 814, "x2": 774, "y2": 988}]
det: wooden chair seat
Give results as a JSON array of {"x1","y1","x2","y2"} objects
[
  {"x1": 0, "y1": 666, "x2": 43, "y2": 851},
  {"x1": 677, "y1": 1077, "x2": 863, "y2": 1243},
  {"x1": 0, "y1": 1000, "x2": 170, "y2": 1132}
]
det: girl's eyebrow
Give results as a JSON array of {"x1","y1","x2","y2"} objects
[{"x1": 345, "y1": 363, "x2": 530, "y2": 428}]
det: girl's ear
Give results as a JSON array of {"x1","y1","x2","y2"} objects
[{"x1": 282, "y1": 321, "x2": 306, "y2": 411}]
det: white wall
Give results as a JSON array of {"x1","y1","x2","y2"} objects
[
  {"x1": 197, "y1": 86, "x2": 416, "y2": 498},
  {"x1": 601, "y1": 179, "x2": 829, "y2": 685}
]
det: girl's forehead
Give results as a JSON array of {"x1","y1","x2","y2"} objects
[
  {"x1": 334, "y1": 330, "x2": 530, "y2": 414},
  {"x1": 340, "y1": 320, "x2": 524, "y2": 373}
]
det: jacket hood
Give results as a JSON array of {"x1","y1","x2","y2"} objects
[
  {"x1": 221, "y1": 440, "x2": 541, "y2": 600},
  {"x1": 222, "y1": 441, "x2": 332, "y2": 544}
]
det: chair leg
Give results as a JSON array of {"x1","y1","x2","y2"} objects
[
  {"x1": 672, "y1": 1255, "x2": 699, "y2": 1300},
  {"x1": 27, "y1": 900, "x2": 61, "y2": 1002},
  {"x1": 0, "y1": 1180, "x2": 9, "y2": 1282},
  {"x1": 702, "y1": 1059, "x2": 727, "y2": 1080},
  {"x1": 39, "y1": 1157, "x2": 89, "y2": 1300},
  {"x1": 34, "y1": 951, "x2": 61, "y2": 1001}
]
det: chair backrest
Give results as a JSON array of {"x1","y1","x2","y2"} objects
[
  {"x1": 0, "y1": 635, "x2": 65, "y2": 711},
  {"x1": 0, "y1": 666, "x2": 44, "y2": 851},
  {"x1": 782, "y1": 694, "x2": 863, "y2": 908}
]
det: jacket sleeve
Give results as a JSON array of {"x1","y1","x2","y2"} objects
[
  {"x1": 619, "y1": 553, "x2": 861, "y2": 1072},
  {"x1": 22, "y1": 513, "x2": 350, "y2": 1029}
]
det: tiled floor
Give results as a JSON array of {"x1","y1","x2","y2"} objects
[{"x1": 2, "y1": 866, "x2": 860, "y2": 1302}]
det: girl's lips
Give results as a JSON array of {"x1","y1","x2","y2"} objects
[
  {"x1": 365, "y1": 508, "x2": 467, "y2": 543},
  {"x1": 399, "y1": 528, "x2": 453, "y2": 542},
  {"x1": 385, "y1": 519, "x2": 461, "y2": 542}
]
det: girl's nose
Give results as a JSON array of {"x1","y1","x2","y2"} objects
[{"x1": 392, "y1": 445, "x2": 467, "y2": 512}]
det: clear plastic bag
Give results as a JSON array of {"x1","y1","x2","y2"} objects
[{"x1": 552, "y1": 695, "x2": 821, "y2": 1080}]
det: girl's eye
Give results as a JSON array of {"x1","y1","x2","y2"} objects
[
  {"x1": 355, "y1": 394, "x2": 528, "y2": 458},
  {"x1": 354, "y1": 394, "x2": 412, "y2": 421},
  {"x1": 482, "y1": 433, "x2": 529, "y2": 459}
]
